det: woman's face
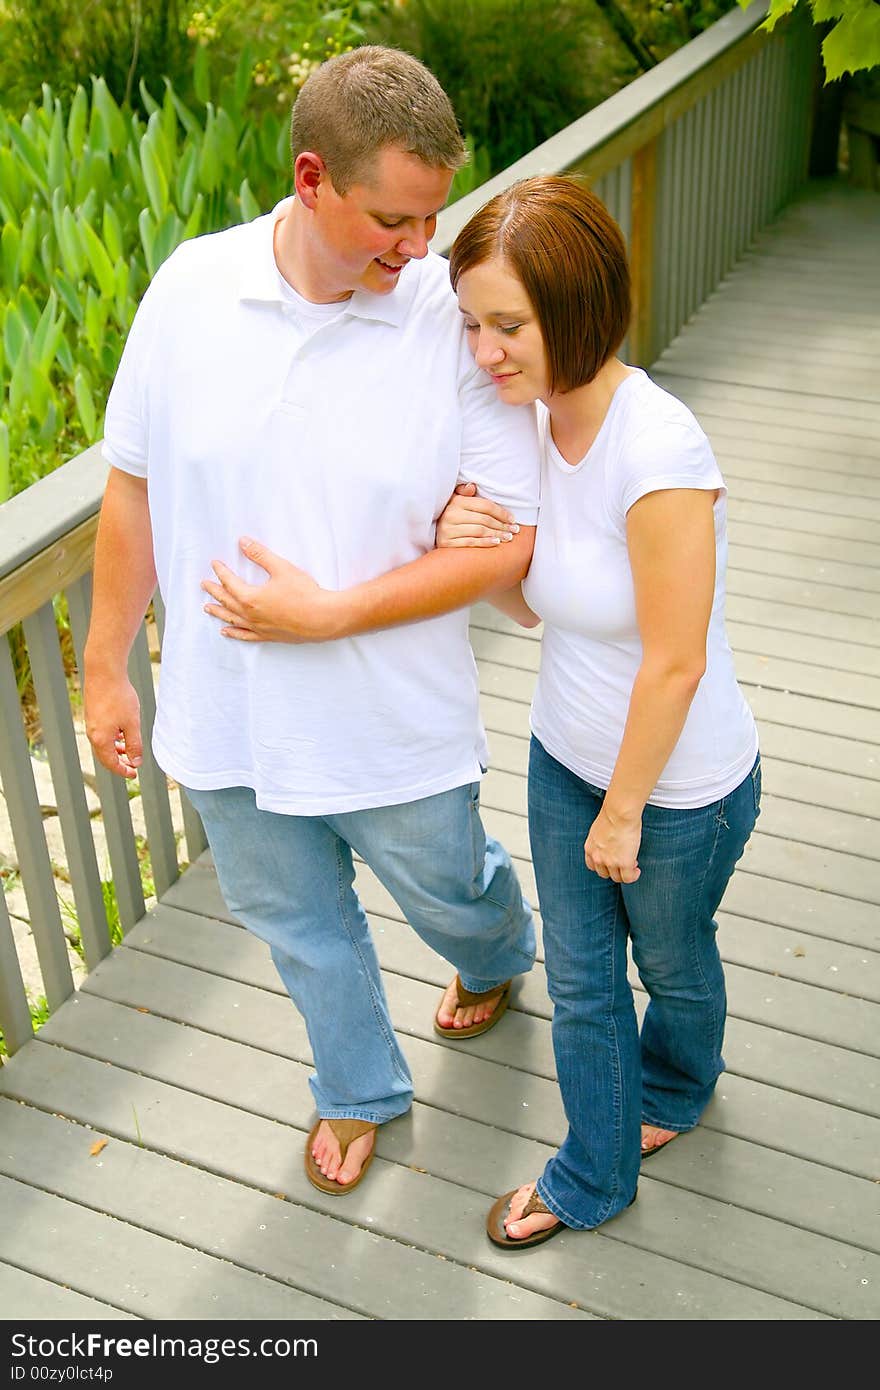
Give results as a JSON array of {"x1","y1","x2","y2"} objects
[{"x1": 456, "y1": 256, "x2": 550, "y2": 406}]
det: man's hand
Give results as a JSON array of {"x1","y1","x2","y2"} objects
[
  {"x1": 584, "y1": 806, "x2": 642, "y2": 885},
  {"x1": 84, "y1": 675, "x2": 143, "y2": 779},
  {"x1": 436, "y1": 482, "x2": 519, "y2": 548},
  {"x1": 201, "y1": 537, "x2": 343, "y2": 643}
]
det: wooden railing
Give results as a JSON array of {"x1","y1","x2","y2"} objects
[{"x1": 0, "y1": 2, "x2": 818, "y2": 1056}]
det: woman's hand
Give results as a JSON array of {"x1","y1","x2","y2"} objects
[
  {"x1": 436, "y1": 482, "x2": 520, "y2": 548},
  {"x1": 201, "y1": 537, "x2": 342, "y2": 643},
  {"x1": 584, "y1": 806, "x2": 642, "y2": 884}
]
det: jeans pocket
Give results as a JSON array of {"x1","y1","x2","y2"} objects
[{"x1": 750, "y1": 755, "x2": 762, "y2": 819}]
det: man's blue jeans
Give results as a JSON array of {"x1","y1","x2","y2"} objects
[
  {"x1": 528, "y1": 736, "x2": 761, "y2": 1230},
  {"x1": 185, "y1": 782, "x2": 535, "y2": 1124}
]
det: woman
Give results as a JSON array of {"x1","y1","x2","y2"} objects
[{"x1": 439, "y1": 175, "x2": 761, "y2": 1248}]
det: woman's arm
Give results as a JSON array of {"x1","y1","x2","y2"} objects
[
  {"x1": 584, "y1": 488, "x2": 717, "y2": 883},
  {"x1": 435, "y1": 482, "x2": 541, "y2": 628}
]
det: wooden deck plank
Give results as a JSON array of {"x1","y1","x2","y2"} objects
[
  {"x1": 0, "y1": 1101, "x2": 583, "y2": 1323},
  {"x1": 1, "y1": 1037, "x2": 828, "y2": 1320},
  {"x1": 85, "y1": 914, "x2": 880, "y2": 1140},
  {"x1": 0, "y1": 1174, "x2": 360, "y2": 1321},
  {"x1": 0, "y1": 1264, "x2": 138, "y2": 1321},
  {"x1": 0, "y1": 1014, "x2": 854, "y2": 1318}
]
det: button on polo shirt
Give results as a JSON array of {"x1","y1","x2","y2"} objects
[{"x1": 103, "y1": 199, "x2": 541, "y2": 813}]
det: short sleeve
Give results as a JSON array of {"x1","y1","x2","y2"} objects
[
  {"x1": 456, "y1": 357, "x2": 541, "y2": 524},
  {"x1": 101, "y1": 261, "x2": 168, "y2": 477},
  {"x1": 615, "y1": 420, "x2": 725, "y2": 522}
]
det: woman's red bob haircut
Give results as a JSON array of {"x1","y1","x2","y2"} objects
[{"x1": 449, "y1": 175, "x2": 631, "y2": 394}]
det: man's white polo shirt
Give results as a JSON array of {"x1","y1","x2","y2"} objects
[{"x1": 102, "y1": 200, "x2": 541, "y2": 813}]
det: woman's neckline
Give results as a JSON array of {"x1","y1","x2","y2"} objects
[{"x1": 545, "y1": 367, "x2": 643, "y2": 474}]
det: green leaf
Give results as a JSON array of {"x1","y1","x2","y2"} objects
[
  {"x1": 91, "y1": 78, "x2": 126, "y2": 155},
  {"x1": 164, "y1": 80, "x2": 201, "y2": 137},
  {"x1": 48, "y1": 100, "x2": 66, "y2": 192},
  {"x1": 74, "y1": 368, "x2": 97, "y2": 439},
  {"x1": 3, "y1": 303, "x2": 29, "y2": 364},
  {"x1": 102, "y1": 202, "x2": 124, "y2": 264},
  {"x1": 53, "y1": 268, "x2": 84, "y2": 326},
  {"x1": 26, "y1": 358, "x2": 51, "y2": 423},
  {"x1": 140, "y1": 134, "x2": 170, "y2": 220},
  {"x1": 31, "y1": 290, "x2": 58, "y2": 366},
  {"x1": 7, "y1": 123, "x2": 49, "y2": 196},
  {"x1": 0, "y1": 149, "x2": 24, "y2": 218},
  {"x1": 233, "y1": 44, "x2": 254, "y2": 114},
  {"x1": 193, "y1": 43, "x2": 211, "y2": 105},
  {"x1": 177, "y1": 142, "x2": 200, "y2": 214},
  {"x1": 79, "y1": 219, "x2": 117, "y2": 299},
  {"x1": 239, "y1": 178, "x2": 261, "y2": 223},
  {"x1": 0, "y1": 419, "x2": 9, "y2": 504},
  {"x1": 67, "y1": 86, "x2": 88, "y2": 160},
  {"x1": 2, "y1": 222, "x2": 21, "y2": 290},
  {"x1": 214, "y1": 107, "x2": 239, "y2": 166},
  {"x1": 55, "y1": 334, "x2": 74, "y2": 376},
  {"x1": 75, "y1": 148, "x2": 111, "y2": 208},
  {"x1": 19, "y1": 207, "x2": 38, "y2": 281},
  {"x1": 758, "y1": 0, "x2": 798, "y2": 32},
  {"x1": 138, "y1": 79, "x2": 161, "y2": 118},
  {"x1": 9, "y1": 340, "x2": 31, "y2": 416},
  {"x1": 183, "y1": 192, "x2": 205, "y2": 240},
  {"x1": 59, "y1": 206, "x2": 87, "y2": 280},
  {"x1": 138, "y1": 207, "x2": 157, "y2": 279},
  {"x1": 198, "y1": 113, "x2": 222, "y2": 194},
  {"x1": 84, "y1": 287, "x2": 106, "y2": 356},
  {"x1": 821, "y1": 5, "x2": 880, "y2": 80},
  {"x1": 152, "y1": 210, "x2": 184, "y2": 273}
]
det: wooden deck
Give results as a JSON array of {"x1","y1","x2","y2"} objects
[{"x1": 1, "y1": 179, "x2": 878, "y2": 1322}]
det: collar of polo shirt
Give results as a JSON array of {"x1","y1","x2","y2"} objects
[{"x1": 238, "y1": 197, "x2": 418, "y2": 327}]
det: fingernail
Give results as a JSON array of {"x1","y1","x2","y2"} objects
[
  {"x1": 511, "y1": 523, "x2": 520, "y2": 532},
  {"x1": 501, "y1": 532, "x2": 513, "y2": 542}
]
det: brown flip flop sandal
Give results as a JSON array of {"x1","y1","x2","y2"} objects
[
  {"x1": 304, "y1": 1117, "x2": 377, "y2": 1195},
  {"x1": 433, "y1": 974, "x2": 512, "y2": 1039},
  {"x1": 486, "y1": 1185, "x2": 565, "y2": 1249}
]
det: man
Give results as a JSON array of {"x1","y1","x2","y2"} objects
[{"x1": 84, "y1": 46, "x2": 540, "y2": 1195}]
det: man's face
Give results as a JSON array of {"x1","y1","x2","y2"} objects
[{"x1": 312, "y1": 145, "x2": 453, "y2": 297}]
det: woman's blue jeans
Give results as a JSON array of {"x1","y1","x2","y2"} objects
[
  {"x1": 184, "y1": 782, "x2": 535, "y2": 1125},
  {"x1": 528, "y1": 736, "x2": 761, "y2": 1230}
]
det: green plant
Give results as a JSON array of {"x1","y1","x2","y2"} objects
[
  {"x1": 0, "y1": 1, "x2": 192, "y2": 115},
  {"x1": 737, "y1": 0, "x2": 880, "y2": 81},
  {"x1": 376, "y1": 0, "x2": 636, "y2": 176},
  {"x1": 0, "y1": 71, "x2": 290, "y2": 498}
]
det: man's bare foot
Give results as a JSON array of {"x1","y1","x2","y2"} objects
[
  {"x1": 503, "y1": 1182, "x2": 561, "y2": 1242},
  {"x1": 310, "y1": 1120, "x2": 375, "y2": 1186},
  {"x1": 641, "y1": 1123, "x2": 679, "y2": 1157},
  {"x1": 435, "y1": 976, "x2": 504, "y2": 1031}
]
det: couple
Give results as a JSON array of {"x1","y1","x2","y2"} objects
[{"x1": 85, "y1": 46, "x2": 760, "y2": 1250}]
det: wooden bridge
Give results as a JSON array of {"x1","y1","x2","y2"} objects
[{"x1": 0, "y1": 5, "x2": 878, "y2": 1321}]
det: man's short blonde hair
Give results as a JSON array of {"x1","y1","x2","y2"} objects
[{"x1": 290, "y1": 45, "x2": 466, "y2": 193}]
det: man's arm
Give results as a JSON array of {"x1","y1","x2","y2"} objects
[
  {"x1": 201, "y1": 526, "x2": 536, "y2": 643},
  {"x1": 83, "y1": 468, "x2": 157, "y2": 776}
]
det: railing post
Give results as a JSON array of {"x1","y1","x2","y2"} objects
[{"x1": 629, "y1": 136, "x2": 659, "y2": 367}]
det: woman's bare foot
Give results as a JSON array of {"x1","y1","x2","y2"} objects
[
  {"x1": 435, "y1": 977, "x2": 503, "y2": 1031},
  {"x1": 310, "y1": 1121, "x2": 375, "y2": 1186},
  {"x1": 641, "y1": 1123, "x2": 679, "y2": 1157},
  {"x1": 504, "y1": 1182, "x2": 561, "y2": 1241}
]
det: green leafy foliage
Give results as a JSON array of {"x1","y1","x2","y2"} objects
[
  {"x1": 0, "y1": 75, "x2": 291, "y2": 499},
  {"x1": 738, "y1": 0, "x2": 880, "y2": 81},
  {"x1": 372, "y1": 0, "x2": 636, "y2": 176}
]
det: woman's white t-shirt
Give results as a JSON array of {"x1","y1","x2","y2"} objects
[{"x1": 522, "y1": 370, "x2": 758, "y2": 809}]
